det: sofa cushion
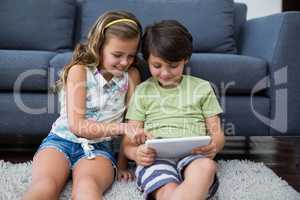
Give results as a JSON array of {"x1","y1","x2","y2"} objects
[
  {"x1": 223, "y1": 96, "x2": 270, "y2": 136},
  {"x1": 187, "y1": 53, "x2": 268, "y2": 95},
  {"x1": 49, "y1": 52, "x2": 73, "y2": 85},
  {"x1": 79, "y1": 0, "x2": 236, "y2": 53},
  {"x1": 0, "y1": 93, "x2": 59, "y2": 145},
  {"x1": 0, "y1": 0, "x2": 76, "y2": 51},
  {"x1": 234, "y1": 3, "x2": 247, "y2": 41},
  {"x1": 0, "y1": 50, "x2": 56, "y2": 91}
]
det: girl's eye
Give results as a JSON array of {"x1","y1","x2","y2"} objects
[{"x1": 112, "y1": 54, "x2": 122, "y2": 58}]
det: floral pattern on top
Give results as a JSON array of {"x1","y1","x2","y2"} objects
[{"x1": 51, "y1": 67, "x2": 128, "y2": 143}]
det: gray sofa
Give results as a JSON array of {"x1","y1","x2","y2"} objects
[{"x1": 0, "y1": 0, "x2": 299, "y2": 149}]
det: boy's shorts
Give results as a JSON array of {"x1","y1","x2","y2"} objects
[
  {"x1": 135, "y1": 154, "x2": 219, "y2": 200},
  {"x1": 35, "y1": 133, "x2": 117, "y2": 172}
]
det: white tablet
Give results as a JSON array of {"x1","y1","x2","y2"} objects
[{"x1": 145, "y1": 136, "x2": 211, "y2": 158}]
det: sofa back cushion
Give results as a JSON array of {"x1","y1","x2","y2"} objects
[
  {"x1": 234, "y1": 3, "x2": 247, "y2": 40},
  {"x1": 0, "y1": 0, "x2": 76, "y2": 51},
  {"x1": 78, "y1": 0, "x2": 236, "y2": 53}
]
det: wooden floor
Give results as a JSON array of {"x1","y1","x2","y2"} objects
[{"x1": 1, "y1": 136, "x2": 299, "y2": 192}]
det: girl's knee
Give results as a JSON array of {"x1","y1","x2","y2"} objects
[
  {"x1": 72, "y1": 191, "x2": 103, "y2": 200},
  {"x1": 29, "y1": 177, "x2": 61, "y2": 198},
  {"x1": 72, "y1": 175, "x2": 107, "y2": 198},
  {"x1": 73, "y1": 175, "x2": 99, "y2": 189},
  {"x1": 72, "y1": 190, "x2": 103, "y2": 200}
]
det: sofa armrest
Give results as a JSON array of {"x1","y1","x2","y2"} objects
[{"x1": 239, "y1": 12, "x2": 300, "y2": 135}]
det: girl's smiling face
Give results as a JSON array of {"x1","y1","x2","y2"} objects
[{"x1": 101, "y1": 36, "x2": 139, "y2": 80}]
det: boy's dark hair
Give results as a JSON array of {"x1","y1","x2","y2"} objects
[{"x1": 142, "y1": 20, "x2": 193, "y2": 62}]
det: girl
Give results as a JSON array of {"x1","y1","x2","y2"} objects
[{"x1": 23, "y1": 11, "x2": 149, "y2": 200}]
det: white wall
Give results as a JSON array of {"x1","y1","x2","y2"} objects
[{"x1": 235, "y1": 0, "x2": 282, "y2": 19}]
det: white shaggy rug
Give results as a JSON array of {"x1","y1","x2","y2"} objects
[{"x1": 0, "y1": 159, "x2": 299, "y2": 200}]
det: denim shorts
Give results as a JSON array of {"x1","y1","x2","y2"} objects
[{"x1": 36, "y1": 133, "x2": 117, "y2": 171}]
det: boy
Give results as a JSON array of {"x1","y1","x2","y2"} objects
[{"x1": 123, "y1": 20, "x2": 224, "y2": 200}]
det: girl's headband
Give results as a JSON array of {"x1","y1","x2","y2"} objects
[{"x1": 104, "y1": 18, "x2": 138, "y2": 29}]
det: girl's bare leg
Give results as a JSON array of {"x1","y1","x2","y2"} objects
[
  {"x1": 22, "y1": 148, "x2": 70, "y2": 200},
  {"x1": 71, "y1": 156, "x2": 114, "y2": 200}
]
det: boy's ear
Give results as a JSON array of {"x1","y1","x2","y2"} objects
[{"x1": 184, "y1": 59, "x2": 189, "y2": 65}]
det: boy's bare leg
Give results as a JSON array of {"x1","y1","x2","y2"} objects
[
  {"x1": 153, "y1": 182, "x2": 178, "y2": 200},
  {"x1": 71, "y1": 156, "x2": 114, "y2": 200},
  {"x1": 22, "y1": 148, "x2": 70, "y2": 200},
  {"x1": 172, "y1": 158, "x2": 217, "y2": 200},
  {"x1": 154, "y1": 158, "x2": 216, "y2": 200}
]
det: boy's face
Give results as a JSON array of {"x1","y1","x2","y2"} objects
[{"x1": 148, "y1": 54, "x2": 187, "y2": 88}]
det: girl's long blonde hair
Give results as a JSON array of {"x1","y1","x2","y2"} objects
[{"x1": 55, "y1": 10, "x2": 142, "y2": 91}]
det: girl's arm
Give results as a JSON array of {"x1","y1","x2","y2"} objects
[
  {"x1": 116, "y1": 137, "x2": 135, "y2": 181},
  {"x1": 117, "y1": 67, "x2": 141, "y2": 181},
  {"x1": 66, "y1": 65, "x2": 141, "y2": 139},
  {"x1": 116, "y1": 121, "x2": 142, "y2": 181},
  {"x1": 123, "y1": 120, "x2": 156, "y2": 166},
  {"x1": 121, "y1": 120, "x2": 143, "y2": 162}
]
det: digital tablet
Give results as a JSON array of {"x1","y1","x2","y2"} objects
[{"x1": 145, "y1": 136, "x2": 211, "y2": 158}]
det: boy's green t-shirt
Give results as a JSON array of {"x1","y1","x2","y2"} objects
[{"x1": 126, "y1": 75, "x2": 223, "y2": 138}]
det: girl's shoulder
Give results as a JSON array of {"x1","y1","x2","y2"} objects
[
  {"x1": 67, "y1": 64, "x2": 87, "y2": 82},
  {"x1": 69, "y1": 65, "x2": 101, "y2": 81},
  {"x1": 127, "y1": 66, "x2": 141, "y2": 87},
  {"x1": 68, "y1": 64, "x2": 88, "y2": 75},
  {"x1": 128, "y1": 66, "x2": 140, "y2": 79}
]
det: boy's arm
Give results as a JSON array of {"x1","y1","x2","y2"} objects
[
  {"x1": 191, "y1": 115, "x2": 225, "y2": 158},
  {"x1": 205, "y1": 115, "x2": 225, "y2": 153}
]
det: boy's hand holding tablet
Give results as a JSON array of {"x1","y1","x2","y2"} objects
[
  {"x1": 145, "y1": 136, "x2": 212, "y2": 158},
  {"x1": 191, "y1": 138, "x2": 218, "y2": 159},
  {"x1": 135, "y1": 143, "x2": 156, "y2": 166}
]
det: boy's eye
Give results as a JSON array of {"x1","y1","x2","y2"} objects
[
  {"x1": 169, "y1": 62, "x2": 180, "y2": 68},
  {"x1": 170, "y1": 64, "x2": 178, "y2": 68},
  {"x1": 152, "y1": 64, "x2": 161, "y2": 68}
]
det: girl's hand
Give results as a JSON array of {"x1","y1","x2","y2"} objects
[
  {"x1": 123, "y1": 124, "x2": 153, "y2": 145},
  {"x1": 117, "y1": 168, "x2": 135, "y2": 182},
  {"x1": 135, "y1": 144, "x2": 156, "y2": 166},
  {"x1": 191, "y1": 140, "x2": 217, "y2": 159}
]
